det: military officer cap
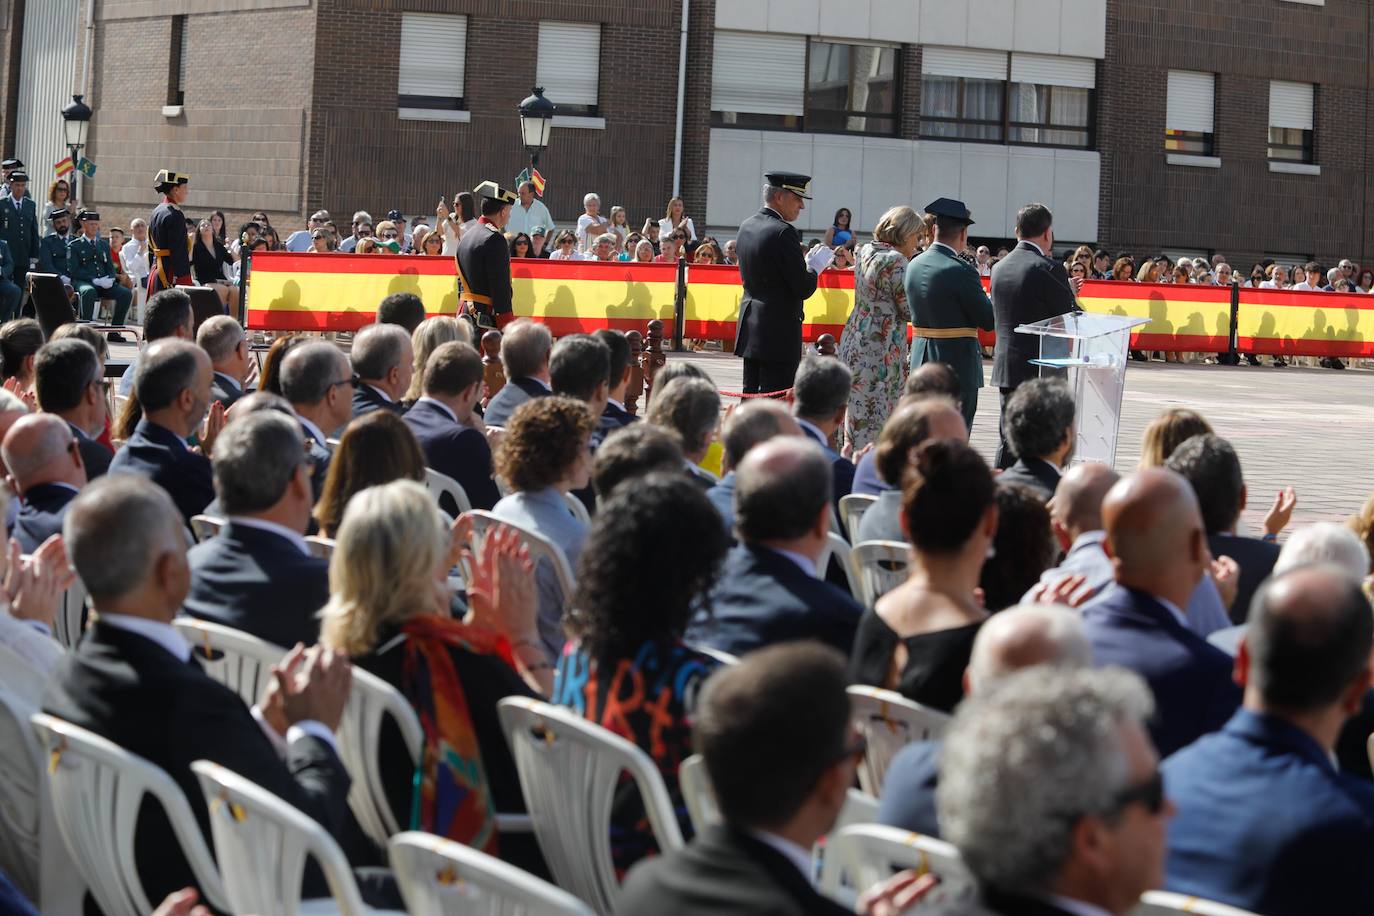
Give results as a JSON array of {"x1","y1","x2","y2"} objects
[
  {"x1": 7, "y1": 171, "x2": 28, "y2": 184},
  {"x1": 76, "y1": 209, "x2": 100, "y2": 222},
  {"x1": 46, "y1": 209, "x2": 70, "y2": 223},
  {"x1": 2, "y1": 159, "x2": 22, "y2": 170},
  {"x1": 765, "y1": 171, "x2": 812, "y2": 199},
  {"x1": 924, "y1": 198, "x2": 975, "y2": 226},
  {"x1": 473, "y1": 180, "x2": 518, "y2": 204},
  {"x1": 153, "y1": 169, "x2": 190, "y2": 192}
]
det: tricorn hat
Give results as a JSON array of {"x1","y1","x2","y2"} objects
[
  {"x1": 473, "y1": 180, "x2": 518, "y2": 204},
  {"x1": 153, "y1": 169, "x2": 190, "y2": 192}
]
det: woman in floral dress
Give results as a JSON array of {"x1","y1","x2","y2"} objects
[{"x1": 837, "y1": 206, "x2": 928, "y2": 451}]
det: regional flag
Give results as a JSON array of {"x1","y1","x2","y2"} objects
[
  {"x1": 76, "y1": 158, "x2": 97, "y2": 178},
  {"x1": 514, "y1": 167, "x2": 531, "y2": 189},
  {"x1": 54, "y1": 156, "x2": 74, "y2": 177}
]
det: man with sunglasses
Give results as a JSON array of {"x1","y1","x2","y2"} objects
[
  {"x1": 280, "y1": 342, "x2": 354, "y2": 500},
  {"x1": 2, "y1": 413, "x2": 88, "y2": 554}
]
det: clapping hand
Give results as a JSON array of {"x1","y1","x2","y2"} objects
[
  {"x1": 1, "y1": 377, "x2": 34, "y2": 410},
  {"x1": 1027, "y1": 572, "x2": 1094, "y2": 608},
  {"x1": 152, "y1": 888, "x2": 211, "y2": 916},
  {"x1": 1, "y1": 535, "x2": 76, "y2": 629},
  {"x1": 198, "y1": 400, "x2": 227, "y2": 458},
  {"x1": 856, "y1": 872, "x2": 939, "y2": 916},
  {"x1": 1263, "y1": 486, "x2": 1297, "y2": 537},
  {"x1": 1210, "y1": 555, "x2": 1240, "y2": 611},
  {"x1": 272, "y1": 644, "x2": 352, "y2": 733},
  {"x1": 454, "y1": 516, "x2": 538, "y2": 644}
]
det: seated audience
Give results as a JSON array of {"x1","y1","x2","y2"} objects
[
  {"x1": 937, "y1": 667, "x2": 1166, "y2": 916},
  {"x1": 686, "y1": 437, "x2": 862, "y2": 656},
  {"x1": 280, "y1": 341, "x2": 354, "y2": 499},
  {"x1": 349, "y1": 323, "x2": 412, "y2": 417},
  {"x1": 849, "y1": 440, "x2": 994, "y2": 711},
  {"x1": 3, "y1": 414, "x2": 86, "y2": 554},
  {"x1": 0, "y1": 510, "x2": 73, "y2": 705},
  {"x1": 997, "y1": 378, "x2": 1074, "y2": 502},
  {"x1": 375, "y1": 290, "x2": 426, "y2": 334},
  {"x1": 590, "y1": 423, "x2": 683, "y2": 500},
  {"x1": 0, "y1": 319, "x2": 42, "y2": 397},
  {"x1": 593, "y1": 329, "x2": 638, "y2": 430},
  {"x1": 1079, "y1": 469, "x2": 1241, "y2": 756},
  {"x1": 851, "y1": 362, "x2": 963, "y2": 496},
  {"x1": 707, "y1": 399, "x2": 799, "y2": 536},
  {"x1": 196, "y1": 315, "x2": 249, "y2": 409},
  {"x1": 1137, "y1": 406, "x2": 1212, "y2": 469},
  {"x1": 108, "y1": 339, "x2": 216, "y2": 527},
  {"x1": 791, "y1": 356, "x2": 856, "y2": 512},
  {"x1": 978, "y1": 482, "x2": 1056, "y2": 612},
  {"x1": 255, "y1": 332, "x2": 305, "y2": 397},
  {"x1": 403, "y1": 341, "x2": 501, "y2": 511},
  {"x1": 854, "y1": 398, "x2": 968, "y2": 543},
  {"x1": 555, "y1": 472, "x2": 730, "y2": 874},
  {"x1": 313, "y1": 410, "x2": 426, "y2": 539},
  {"x1": 1164, "y1": 565, "x2": 1374, "y2": 916},
  {"x1": 34, "y1": 337, "x2": 111, "y2": 478},
  {"x1": 549, "y1": 334, "x2": 610, "y2": 512},
  {"x1": 184, "y1": 412, "x2": 328, "y2": 648},
  {"x1": 484, "y1": 318, "x2": 553, "y2": 427},
  {"x1": 491, "y1": 396, "x2": 596, "y2": 658},
  {"x1": 117, "y1": 288, "x2": 194, "y2": 397},
  {"x1": 878, "y1": 604, "x2": 1091, "y2": 837},
  {"x1": 402, "y1": 315, "x2": 467, "y2": 408},
  {"x1": 647, "y1": 376, "x2": 721, "y2": 489}
]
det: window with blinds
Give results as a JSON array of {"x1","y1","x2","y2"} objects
[
  {"x1": 398, "y1": 13, "x2": 467, "y2": 111},
  {"x1": 1268, "y1": 81, "x2": 1315, "y2": 162},
  {"x1": 1164, "y1": 70, "x2": 1215, "y2": 156},
  {"x1": 711, "y1": 31, "x2": 806, "y2": 129},
  {"x1": 537, "y1": 21, "x2": 601, "y2": 116}
]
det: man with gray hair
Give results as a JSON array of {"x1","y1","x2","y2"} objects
[
  {"x1": 3, "y1": 413, "x2": 87, "y2": 554},
  {"x1": 280, "y1": 341, "x2": 354, "y2": 498},
  {"x1": 878, "y1": 604, "x2": 1091, "y2": 838},
  {"x1": 937, "y1": 666, "x2": 1167, "y2": 916},
  {"x1": 196, "y1": 314, "x2": 249, "y2": 408},
  {"x1": 483, "y1": 317, "x2": 553, "y2": 427},
  {"x1": 339, "y1": 210, "x2": 372, "y2": 252},
  {"x1": 576, "y1": 192, "x2": 608, "y2": 250},
  {"x1": 349, "y1": 322, "x2": 412, "y2": 417},
  {"x1": 686, "y1": 436, "x2": 861, "y2": 656},
  {"x1": 792, "y1": 355, "x2": 856, "y2": 515},
  {"x1": 708, "y1": 398, "x2": 800, "y2": 535},
  {"x1": 646, "y1": 376, "x2": 722, "y2": 489},
  {"x1": 184, "y1": 411, "x2": 329, "y2": 648}
]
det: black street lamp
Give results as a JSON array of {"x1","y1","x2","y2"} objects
[
  {"x1": 518, "y1": 87, "x2": 556, "y2": 169},
  {"x1": 61, "y1": 94, "x2": 93, "y2": 206}
]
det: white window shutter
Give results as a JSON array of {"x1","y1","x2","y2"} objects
[
  {"x1": 920, "y1": 47, "x2": 1007, "y2": 81},
  {"x1": 1165, "y1": 71, "x2": 1214, "y2": 133},
  {"x1": 1269, "y1": 81, "x2": 1314, "y2": 130},
  {"x1": 1009, "y1": 53, "x2": 1095, "y2": 89},
  {"x1": 710, "y1": 31, "x2": 805, "y2": 116},
  {"x1": 537, "y1": 22, "x2": 601, "y2": 107},
  {"x1": 399, "y1": 13, "x2": 466, "y2": 99}
]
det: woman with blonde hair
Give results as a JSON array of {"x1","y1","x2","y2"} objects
[
  {"x1": 837, "y1": 205, "x2": 928, "y2": 450},
  {"x1": 1138, "y1": 406, "x2": 1213, "y2": 468},
  {"x1": 403, "y1": 315, "x2": 470, "y2": 406},
  {"x1": 320, "y1": 479, "x2": 549, "y2": 861},
  {"x1": 659, "y1": 196, "x2": 697, "y2": 242}
]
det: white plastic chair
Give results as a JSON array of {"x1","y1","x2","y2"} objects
[
  {"x1": 496, "y1": 697, "x2": 684, "y2": 915},
  {"x1": 173, "y1": 617, "x2": 287, "y2": 709},
  {"x1": 847, "y1": 685, "x2": 951, "y2": 796},
  {"x1": 30, "y1": 714, "x2": 229, "y2": 916},
  {"x1": 189, "y1": 514, "x2": 225, "y2": 543},
  {"x1": 839, "y1": 493, "x2": 877, "y2": 539},
  {"x1": 461, "y1": 510, "x2": 577, "y2": 614},
  {"x1": 849, "y1": 540, "x2": 911, "y2": 607},
  {"x1": 336, "y1": 667, "x2": 424, "y2": 849},
  {"x1": 685, "y1": 642, "x2": 739, "y2": 667},
  {"x1": 563, "y1": 491, "x2": 591, "y2": 526},
  {"x1": 306, "y1": 535, "x2": 336, "y2": 559},
  {"x1": 819, "y1": 824, "x2": 975, "y2": 910},
  {"x1": 677, "y1": 754, "x2": 718, "y2": 833},
  {"x1": 1367, "y1": 733, "x2": 1374, "y2": 777},
  {"x1": 53, "y1": 576, "x2": 89, "y2": 649},
  {"x1": 191, "y1": 760, "x2": 403, "y2": 915},
  {"x1": 819, "y1": 531, "x2": 857, "y2": 596},
  {"x1": 1133, "y1": 891, "x2": 1260, "y2": 916},
  {"x1": 425, "y1": 467, "x2": 473, "y2": 515},
  {"x1": 388, "y1": 830, "x2": 594, "y2": 916}
]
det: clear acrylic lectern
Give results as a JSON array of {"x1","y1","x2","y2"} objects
[{"x1": 1015, "y1": 312, "x2": 1150, "y2": 467}]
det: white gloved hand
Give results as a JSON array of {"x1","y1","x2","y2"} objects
[
  {"x1": 806, "y1": 245, "x2": 837, "y2": 274},
  {"x1": 27, "y1": 259, "x2": 36, "y2": 269},
  {"x1": 93, "y1": 276, "x2": 114, "y2": 289},
  {"x1": 60, "y1": 276, "x2": 71, "y2": 287}
]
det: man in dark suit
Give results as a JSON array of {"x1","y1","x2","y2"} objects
[
  {"x1": 707, "y1": 399, "x2": 799, "y2": 536},
  {"x1": 349, "y1": 322, "x2": 411, "y2": 417},
  {"x1": 1164, "y1": 565, "x2": 1374, "y2": 916},
  {"x1": 733, "y1": 172, "x2": 834, "y2": 395},
  {"x1": 549, "y1": 334, "x2": 611, "y2": 514},
  {"x1": 483, "y1": 317, "x2": 553, "y2": 427},
  {"x1": 185, "y1": 412, "x2": 329, "y2": 648},
  {"x1": 686, "y1": 437, "x2": 862, "y2": 656},
  {"x1": 1165, "y1": 433, "x2": 1285, "y2": 623},
  {"x1": 791, "y1": 355, "x2": 855, "y2": 520},
  {"x1": 1, "y1": 414, "x2": 86, "y2": 553},
  {"x1": 196, "y1": 314, "x2": 250, "y2": 408},
  {"x1": 108, "y1": 339, "x2": 216, "y2": 527},
  {"x1": 593, "y1": 329, "x2": 639, "y2": 432},
  {"x1": 1080, "y1": 469, "x2": 1241, "y2": 757},
  {"x1": 455, "y1": 180, "x2": 516, "y2": 331},
  {"x1": 403, "y1": 340, "x2": 501, "y2": 511},
  {"x1": 589, "y1": 423, "x2": 683, "y2": 503},
  {"x1": 35, "y1": 337, "x2": 111, "y2": 479},
  {"x1": 0, "y1": 171, "x2": 40, "y2": 305},
  {"x1": 280, "y1": 341, "x2": 355, "y2": 501},
  {"x1": 989, "y1": 203, "x2": 1080, "y2": 468},
  {"x1": 997, "y1": 378, "x2": 1075, "y2": 503},
  {"x1": 41, "y1": 474, "x2": 353, "y2": 908}
]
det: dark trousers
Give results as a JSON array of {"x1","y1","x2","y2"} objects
[
  {"x1": 996, "y1": 387, "x2": 1017, "y2": 469},
  {"x1": 742, "y1": 357, "x2": 798, "y2": 395}
]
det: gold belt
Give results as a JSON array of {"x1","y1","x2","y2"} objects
[{"x1": 912, "y1": 326, "x2": 978, "y2": 339}]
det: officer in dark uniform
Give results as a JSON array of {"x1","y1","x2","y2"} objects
[
  {"x1": 733, "y1": 171, "x2": 833, "y2": 394},
  {"x1": 1, "y1": 159, "x2": 29, "y2": 199},
  {"x1": 455, "y1": 179, "x2": 517, "y2": 331},
  {"x1": 70, "y1": 210, "x2": 132, "y2": 325},
  {"x1": 906, "y1": 198, "x2": 995, "y2": 428},
  {"x1": 0, "y1": 171, "x2": 40, "y2": 300},
  {"x1": 38, "y1": 209, "x2": 76, "y2": 294},
  {"x1": 0, "y1": 238, "x2": 20, "y2": 321},
  {"x1": 148, "y1": 169, "x2": 192, "y2": 296}
]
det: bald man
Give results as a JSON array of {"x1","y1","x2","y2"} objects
[
  {"x1": 877, "y1": 604, "x2": 1091, "y2": 836},
  {"x1": 1079, "y1": 468, "x2": 1240, "y2": 756},
  {"x1": 2, "y1": 413, "x2": 86, "y2": 553}
]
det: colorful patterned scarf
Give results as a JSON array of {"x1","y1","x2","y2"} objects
[{"x1": 399, "y1": 614, "x2": 515, "y2": 855}]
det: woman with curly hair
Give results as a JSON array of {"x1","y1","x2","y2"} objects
[
  {"x1": 492, "y1": 395, "x2": 597, "y2": 659},
  {"x1": 313, "y1": 410, "x2": 427, "y2": 537},
  {"x1": 554, "y1": 471, "x2": 730, "y2": 875}
]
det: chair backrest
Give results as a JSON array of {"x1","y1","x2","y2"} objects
[
  {"x1": 850, "y1": 540, "x2": 911, "y2": 607},
  {"x1": 305, "y1": 534, "x2": 335, "y2": 559},
  {"x1": 388, "y1": 830, "x2": 594, "y2": 916},
  {"x1": 847, "y1": 685, "x2": 951, "y2": 796},
  {"x1": 191, "y1": 759, "x2": 369, "y2": 916},
  {"x1": 30, "y1": 714, "x2": 228, "y2": 916},
  {"x1": 189, "y1": 514, "x2": 224, "y2": 543},
  {"x1": 819, "y1": 531, "x2": 857, "y2": 596},
  {"x1": 462, "y1": 510, "x2": 577, "y2": 612},
  {"x1": 819, "y1": 824, "x2": 976, "y2": 910},
  {"x1": 425, "y1": 466, "x2": 473, "y2": 516},
  {"x1": 0, "y1": 688, "x2": 42, "y2": 903},
  {"x1": 563, "y1": 491, "x2": 591, "y2": 526},
  {"x1": 839, "y1": 493, "x2": 877, "y2": 541},
  {"x1": 336, "y1": 667, "x2": 423, "y2": 848},
  {"x1": 27, "y1": 273, "x2": 76, "y2": 339},
  {"x1": 496, "y1": 697, "x2": 684, "y2": 915},
  {"x1": 172, "y1": 617, "x2": 287, "y2": 710},
  {"x1": 1133, "y1": 891, "x2": 1260, "y2": 916},
  {"x1": 53, "y1": 576, "x2": 89, "y2": 649},
  {"x1": 684, "y1": 642, "x2": 738, "y2": 667},
  {"x1": 677, "y1": 754, "x2": 718, "y2": 834}
]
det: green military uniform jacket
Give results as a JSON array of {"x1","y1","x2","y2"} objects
[
  {"x1": 905, "y1": 242, "x2": 995, "y2": 426},
  {"x1": 0, "y1": 239, "x2": 15, "y2": 283},
  {"x1": 0, "y1": 195, "x2": 39, "y2": 272},
  {"x1": 38, "y1": 232, "x2": 73, "y2": 280},
  {"x1": 69, "y1": 235, "x2": 117, "y2": 284}
]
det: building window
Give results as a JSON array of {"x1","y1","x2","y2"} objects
[
  {"x1": 537, "y1": 21, "x2": 601, "y2": 117},
  {"x1": 1268, "y1": 81, "x2": 1315, "y2": 163},
  {"x1": 398, "y1": 13, "x2": 467, "y2": 112},
  {"x1": 1163, "y1": 71, "x2": 1214, "y2": 156},
  {"x1": 920, "y1": 76, "x2": 1004, "y2": 141},
  {"x1": 804, "y1": 40, "x2": 899, "y2": 136},
  {"x1": 168, "y1": 15, "x2": 187, "y2": 107}
]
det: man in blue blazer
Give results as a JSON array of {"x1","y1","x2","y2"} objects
[
  {"x1": 790, "y1": 356, "x2": 855, "y2": 520},
  {"x1": 185, "y1": 412, "x2": 329, "y2": 649},
  {"x1": 593, "y1": 329, "x2": 639, "y2": 432},
  {"x1": 108, "y1": 340, "x2": 216, "y2": 528},
  {"x1": 1164, "y1": 565, "x2": 1374, "y2": 916},
  {"x1": 402, "y1": 340, "x2": 501, "y2": 511},
  {"x1": 280, "y1": 341, "x2": 355, "y2": 501},
  {"x1": 483, "y1": 318, "x2": 553, "y2": 427},
  {"x1": 348, "y1": 323, "x2": 410, "y2": 417},
  {"x1": 1080, "y1": 468, "x2": 1240, "y2": 756},
  {"x1": 2, "y1": 414, "x2": 86, "y2": 553},
  {"x1": 35, "y1": 337, "x2": 112, "y2": 479},
  {"x1": 687, "y1": 437, "x2": 862, "y2": 657}
]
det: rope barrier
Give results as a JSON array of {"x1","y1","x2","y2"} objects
[{"x1": 715, "y1": 387, "x2": 793, "y2": 400}]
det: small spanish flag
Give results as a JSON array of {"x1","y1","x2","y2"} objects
[
  {"x1": 54, "y1": 156, "x2": 74, "y2": 177},
  {"x1": 530, "y1": 167, "x2": 546, "y2": 197}
]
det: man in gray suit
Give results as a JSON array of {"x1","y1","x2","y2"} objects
[{"x1": 483, "y1": 318, "x2": 552, "y2": 426}]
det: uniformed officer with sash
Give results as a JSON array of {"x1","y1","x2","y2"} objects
[
  {"x1": 70, "y1": 209, "x2": 133, "y2": 325},
  {"x1": 455, "y1": 179, "x2": 517, "y2": 331},
  {"x1": 906, "y1": 197, "x2": 995, "y2": 427},
  {"x1": 147, "y1": 169, "x2": 192, "y2": 296}
]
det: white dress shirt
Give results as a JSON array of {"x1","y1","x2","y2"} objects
[
  {"x1": 121, "y1": 238, "x2": 150, "y2": 279},
  {"x1": 414, "y1": 395, "x2": 457, "y2": 422},
  {"x1": 659, "y1": 216, "x2": 697, "y2": 242},
  {"x1": 507, "y1": 198, "x2": 555, "y2": 239},
  {"x1": 298, "y1": 415, "x2": 329, "y2": 447}
]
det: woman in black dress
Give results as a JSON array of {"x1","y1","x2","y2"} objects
[{"x1": 848, "y1": 439, "x2": 997, "y2": 712}]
